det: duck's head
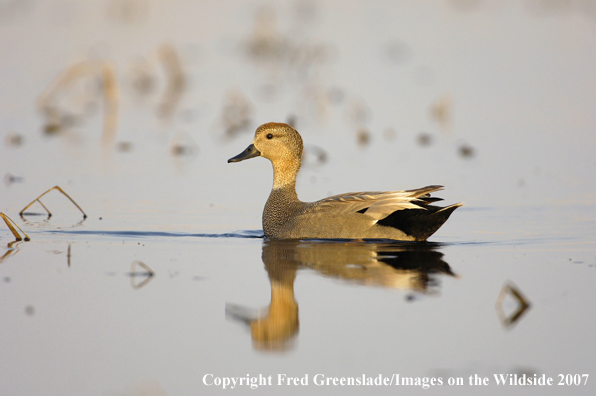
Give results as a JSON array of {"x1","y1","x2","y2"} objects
[{"x1": 228, "y1": 122, "x2": 303, "y2": 164}]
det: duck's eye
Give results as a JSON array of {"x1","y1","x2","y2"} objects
[{"x1": 266, "y1": 133, "x2": 273, "y2": 140}]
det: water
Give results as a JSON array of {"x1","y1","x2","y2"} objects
[{"x1": 1, "y1": 1, "x2": 596, "y2": 395}]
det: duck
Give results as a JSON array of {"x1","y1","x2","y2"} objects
[{"x1": 228, "y1": 122, "x2": 461, "y2": 241}]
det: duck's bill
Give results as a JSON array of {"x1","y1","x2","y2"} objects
[{"x1": 228, "y1": 144, "x2": 261, "y2": 163}]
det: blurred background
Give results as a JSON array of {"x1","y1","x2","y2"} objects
[
  {"x1": 1, "y1": 1, "x2": 596, "y2": 395},
  {"x1": 2, "y1": 0, "x2": 595, "y2": 222}
]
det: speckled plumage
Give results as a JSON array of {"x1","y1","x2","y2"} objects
[{"x1": 228, "y1": 122, "x2": 461, "y2": 241}]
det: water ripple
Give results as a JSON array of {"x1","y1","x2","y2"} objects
[{"x1": 40, "y1": 229, "x2": 265, "y2": 239}]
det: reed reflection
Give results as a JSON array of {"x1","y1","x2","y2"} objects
[{"x1": 227, "y1": 239, "x2": 455, "y2": 352}]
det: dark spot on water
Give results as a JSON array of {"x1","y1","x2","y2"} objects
[
  {"x1": 356, "y1": 128, "x2": 371, "y2": 147},
  {"x1": 405, "y1": 294, "x2": 416, "y2": 302},
  {"x1": 116, "y1": 141, "x2": 133, "y2": 152},
  {"x1": 193, "y1": 276, "x2": 205, "y2": 281},
  {"x1": 25, "y1": 305, "x2": 35, "y2": 316},
  {"x1": 220, "y1": 89, "x2": 253, "y2": 139},
  {"x1": 5, "y1": 132, "x2": 24, "y2": 147},
  {"x1": 303, "y1": 145, "x2": 328, "y2": 167},
  {"x1": 43, "y1": 122, "x2": 62, "y2": 135},
  {"x1": 4, "y1": 277, "x2": 10, "y2": 283},
  {"x1": 99, "y1": 217, "x2": 102, "y2": 220},
  {"x1": 417, "y1": 132, "x2": 432, "y2": 146},
  {"x1": 512, "y1": 366, "x2": 538, "y2": 378},
  {"x1": 4, "y1": 172, "x2": 24, "y2": 186},
  {"x1": 458, "y1": 144, "x2": 475, "y2": 158},
  {"x1": 171, "y1": 144, "x2": 195, "y2": 156},
  {"x1": 127, "y1": 272, "x2": 153, "y2": 277}
]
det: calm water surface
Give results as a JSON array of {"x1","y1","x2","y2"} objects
[{"x1": 1, "y1": 1, "x2": 596, "y2": 395}]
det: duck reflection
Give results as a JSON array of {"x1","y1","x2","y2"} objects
[{"x1": 226, "y1": 239, "x2": 455, "y2": 352}]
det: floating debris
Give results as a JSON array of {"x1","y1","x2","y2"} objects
[
  {"x1": 24, "y1": 305, "x2": 35, "y2": 316},
  {"x1": 245, "y1": 6, "x2": 287, "y2": 64},
  {"x1": 170, "y1": 130, "x2": 199, "y2": 157},
  {"x1": 126, "y1": 57, "x2": 157, "y2": 98},
  {"x1": 116, "y1": 141, "x2": 134, "y2": 152},
  {"x1": 356, "y1": 127, "x2": 371, "y2": 147},
  {"x1": 458, "y1": 143, "x2": 475, "y2": 158},
  {"x1": 219, "y1": 89, "x2": 253, "y2": 140},
  {"x1": 243, "y1": 5, "x2": 333, "y2": 85},
  {"x1": 37, "y1": 60, "x2": 119, "y2": 145},
  {"x1": 129, "y1": 260, "x2": 154, "y2": 289},
  {"x1": 124, "y1": 43, "x2": 187, "y2": 122},
  {"x1": 4, "y1": 132, "x2": 24, "y2": 147},
  {"x1": 3, "y1": 173, "x2": 24, "y2": 186},
  {"x1": 430, "y1": 94, "x2": 452, "y2": 132},
  {"x1": 496, "y1": 281, "x2": 531, "y2": 328},
  {"x1": 1, "y1": 213, "x2": 30, "y2": 242},
  {"x1": 302, "y1": 144, "x2": 328, "y2": 167},
  {"x1": 20, "y1": 186, "x2": 87, "y2": 219},
  {"x1": 41, "y1": 107, "x2": 83, "y2": 136},
  {"x1": 417, "y1": 132, "x2": 433, "y2": 146},
  {"x1": 156, "y1": 43, "x2": 186, "y2": 120}
]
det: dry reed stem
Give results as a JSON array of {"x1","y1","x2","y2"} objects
[
  {"x1": 1, "y1": 213, "x2": 30, "y2": 241},
  {"x1": 130, "y1": 260, "x2": 154, "y2": 289},
  {"x1": 495, "y1": 282, "x2": 531, "y2": 328},
  {"x1": 37, "y1": 60, "x2": 119, "y2": 145},
  {"x1": 19, "y1": 186, "x2": 87, "y2": 219}
]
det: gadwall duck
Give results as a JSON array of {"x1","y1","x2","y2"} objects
[{"x1": 228, "y1": 122, "x2": 461, "y2": 241}]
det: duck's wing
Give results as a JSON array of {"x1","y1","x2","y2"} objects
[{"x1": 311, "y1": 185, "x2": 446, "y2": 221}]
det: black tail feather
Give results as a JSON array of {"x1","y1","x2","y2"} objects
[{"x1": 377, "y1": 204, "x2": 460, "y2": 241}]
